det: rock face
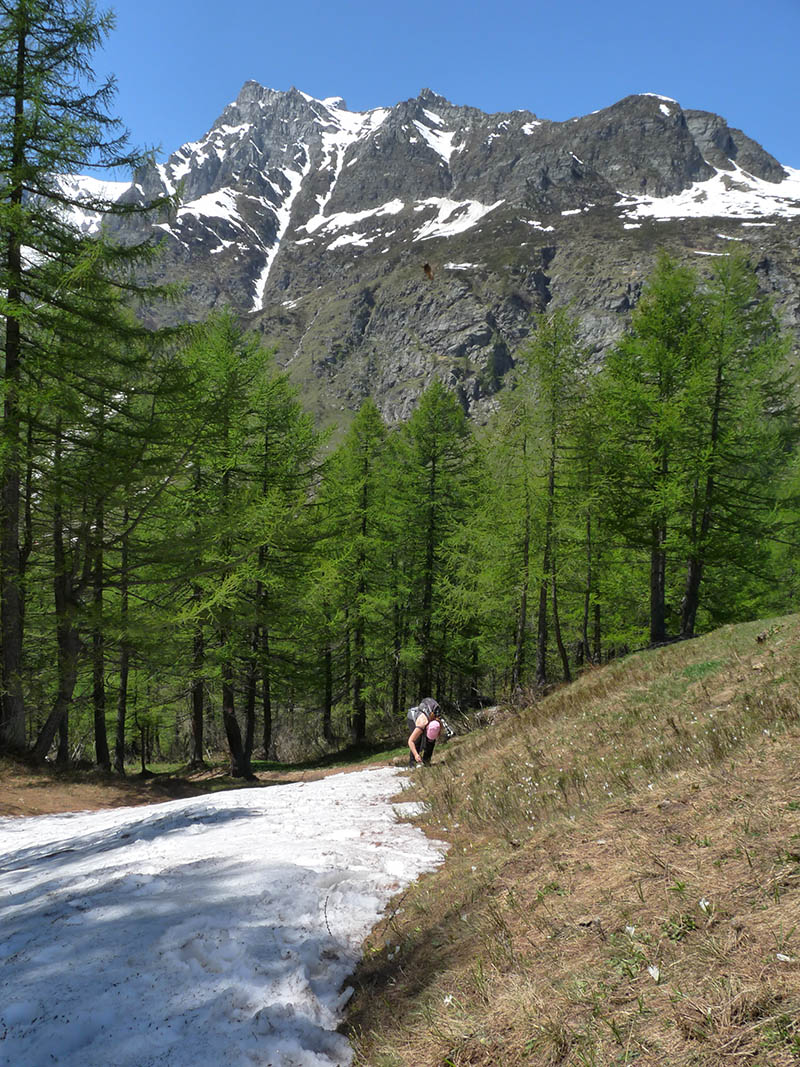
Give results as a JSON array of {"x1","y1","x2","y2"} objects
[{"x1": 92, "y1": 84, "x2": 800, "y2": 424}]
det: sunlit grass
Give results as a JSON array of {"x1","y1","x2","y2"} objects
[{"x1": 349, "y1": 613, "x2": 800, "y2": 1067}]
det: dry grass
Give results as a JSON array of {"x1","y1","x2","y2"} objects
[{"x1": 348, "y1": 615, "x2": 800, "y2": 1066}]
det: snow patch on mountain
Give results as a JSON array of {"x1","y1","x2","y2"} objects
[
  {"x1": 304, "y1": 99, "x2": 390, "y2": 226},
  {"x1": 413, "y1": 120, "x2": 458, "y2": 163},
  {"x1": 56, "y1": 174, "x2": 131, "y2": 234},
  {"x1": 252, "y1": 151, "x2": 311, "y2": 311},
  {"x1": 176, "y1": 187, "x2": 240, "y2": 224},
  {"x1": 303, "y1": 198, "x2": 405, "y2": 236},
  {"x1": 414, "y1": 197, "x2": 505, "y2": 241},
  {"x1": 328, "y1": 231, "x2": 377, "y2": 250},
  {"x1": 618, "y1": 163, "x2": 800, "y2": 222}
]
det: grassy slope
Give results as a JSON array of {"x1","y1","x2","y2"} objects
[{"x1": 348, "y1": 615, "x2": 800, "y2": 1066}]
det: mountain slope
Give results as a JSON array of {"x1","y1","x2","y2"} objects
[
  {"x1": 348, "y1": 613, "x2": 800, "y2": 1065},
  {"x1": 88, "y1": 84, "x2": 800, "y2": 423}
]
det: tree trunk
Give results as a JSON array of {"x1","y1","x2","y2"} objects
[
  {"x1": 261, "y1": 624, "x2": 273, "y2": 759},
  {"x1": 536, "y1": 447, "x2": 556, "y2": 687},
  {"x1": 222, "y1": 654, "x2": 253, "y2": 779},
  {"x1": 581, "y1": 509, "x2": 592, "y2": 664},
  {"x1": 391, "y1": 562, "x2": 401, "y2": 720},
  {"x1": 114, "y1": 511, "x2": 129, "y2": 775},
  {"x1": 243, "y1": 631, "x2": 258, "y2": 764},
  {"x1": 649, "y1": 521, "x2": 667, "y2": 644},
  {"x1": 351, "y1": 619, "x2": 366, "y2": 743},
  {"x1": 32, "y1": 421, "x2": 81, "y2": 761},
  {"x1": 57, "y1": 709, "x2": 69, "y2": 765},
  {"x1": 419, "y1": 455, "x2": 436, "y2": 695},
  {"x1": 189, "y1": 623, "x2": 206, "y2": 768},
  {"x1": 33, "y1": 596, "x2": 82, "y2": 760},
  {"x1": 511, "y1": 434, "x2": 530, "y2": 692},
  {"x1": 323, "y1": 640, "x2": 333, "y2": 744},
  {"x1": 92, "y1": 497, "x2": 110, "y2": 770},
  {"x1": 351, "y1": 473, "x2": 369, "y2": 743},
  {"x1": 681, "y1": 363, "x2": 723, "y2": 637},
  {"x1": 0, "y1": 25, "x2": 28, "y2": 751},
  {"x1": 343, "y1": 610, "x2": 351, "y2": 734},
  {"x1": 551, "y1": 551, "x2": 571, "y2": 682}
]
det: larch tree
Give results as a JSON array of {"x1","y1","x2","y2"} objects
[{"x1": 0, "y1": 0, "x2": 170, "y2": 751}]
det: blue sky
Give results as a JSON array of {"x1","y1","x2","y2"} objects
[{"x1": 97, "y1": 0, "x2": 799, "y2": 169}]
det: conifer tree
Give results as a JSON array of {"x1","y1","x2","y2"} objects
[
  {"x1": 0, "y1": 0, "x2": 170, "y2": 750},
  {"x1": 593, "y1": 255, "x2": 704, "y2": 644},
  {"x1": 392, "y1": 382, "x2": 474, "y2": 699}
]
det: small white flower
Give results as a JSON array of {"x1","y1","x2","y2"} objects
[
  {"x1": 699, "y1": 898, "x2": 710, "y2": 913},
  {"x1": 647, "y1": 964, "x2": 661, "y2": 982},
  {"x1": 625, "y1": 925, "x2": 636, "y2": 936},
  {"x1": 443, "y1": 994, "x2": 454, "y2": 1005},
  {"x1": 776, "y1": 953, "x2": 796, "y2": 963}
]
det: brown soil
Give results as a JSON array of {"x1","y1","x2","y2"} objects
[{"x1": 0, "y1": 756, "x2": 395, "y2": 819}]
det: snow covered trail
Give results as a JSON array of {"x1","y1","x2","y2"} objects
[{"x1": 0, "y1": 767, "x2": 445, "y2": 1066}]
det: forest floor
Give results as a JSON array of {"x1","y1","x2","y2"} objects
[{"x1": 0, "y1": 746, "x2": 406, "y2": 818}]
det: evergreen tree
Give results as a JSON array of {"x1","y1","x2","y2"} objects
[
  {"x1": 677, "y1": 254, "x2": 797, "y2": 634},
  {"x1": 312, "y1": 400, "x2": 390, "y2": 742},
  {"x1": 173, "y1": 313, "x2": 318, "y2": 775},
  {"x1": 0, "y1": 0, "x2": 169, "y2": 750},
  {"x1": 392, "y1": 382, "x2": 474, "y2": 700},
  {"x1": 593, "y1": 255, "x2": 705, "y2": 643},
  {"x1": 593, "y1": 253, "x2": 797, "y2": 643}
]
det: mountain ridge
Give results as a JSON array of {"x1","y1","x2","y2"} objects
[{"x1": 82, "y1": 83, "x2": 800, "y2": 423}]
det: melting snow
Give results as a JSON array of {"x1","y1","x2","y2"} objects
[
  {"x1": 252, "y1": 152, "x2": 311, "y2": 311},
  {"x1": 178, "y1": 188, "x2": 241, "y2": 224},
  {"x1": 0, "y1": 767, "x2": 445, "y2": 1067},
  {"x1": 303, "y1": 199, "x2": 404, "y2": 236},
  {"x1": 304, "y1": 103, "x2": 390, "y2": 227},
  {"x1": 56, "y1": 175, "x2": 131, "y2": 234},
  {"x1": 617, "y1": 163, "x2": 800, "y2": 222},
  {"x1": 414, "y1": 197, "x2": 505, "y2": 241},
  {"x1": 521, "y1": 121, "x2": 542, "y2": 134},
  {"x1": 327, "y1": 231, "x2": 376, "y2": 250},
  {"x1": 413, "y1": 121, "x2": 458, "y2": 163}
]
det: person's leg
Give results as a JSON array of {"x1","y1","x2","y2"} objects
[
  {"x1": 407, "y1": 711, "x2": 418, "y2": 766},
  {"x1": 421, "y1": 736, "x2": 436, "y2": 764}
]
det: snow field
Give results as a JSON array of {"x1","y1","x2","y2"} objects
[{"x1": 0, "y1": 767, "x2": 445, "y2": 1067}]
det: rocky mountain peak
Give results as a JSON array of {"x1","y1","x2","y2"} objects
[{"x1": 92, "y1": 83, "x2": 799, "y2": 424}]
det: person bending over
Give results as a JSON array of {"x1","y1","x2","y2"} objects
[{"x1": 407, "y1": 696, "x2": 441, "y2": 767}]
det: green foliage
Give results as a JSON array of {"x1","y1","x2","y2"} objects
[{"x1": 1, "y1": 6, "x2": 797, "y2": 771}]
